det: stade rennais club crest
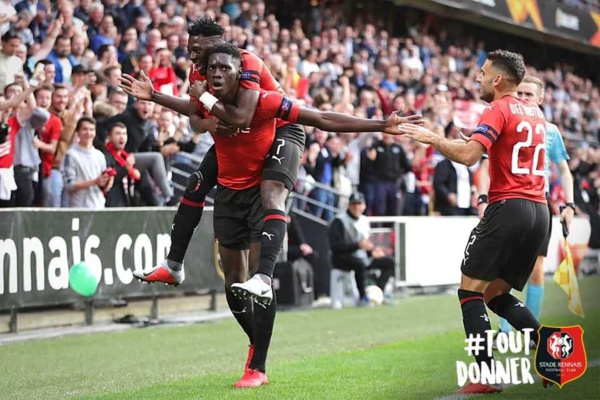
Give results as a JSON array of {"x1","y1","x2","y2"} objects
[{"x1": 534, "y1": 325, "x2": 587, "y2": 388}]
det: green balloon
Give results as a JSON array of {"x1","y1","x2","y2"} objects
[{"x1": 69, "y1": 262, "x2": 99, "y2": 297}]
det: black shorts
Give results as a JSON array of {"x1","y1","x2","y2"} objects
[
  {"x1": 262, "y1": 123, "x2": 305, "y2": 191},
  {"x1": 461, "y1": 198, "x2": 549, "y2": 291},
  {"x1": 538, "y1": 193, "x2": 553, "y2": 257},
  {"x1": 213, "y1": 185, "x2": 264, "y2": 250}
]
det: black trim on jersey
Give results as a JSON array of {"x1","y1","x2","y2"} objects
[
  {"x1": 486, "y1": 125, "x2": 499, "y2": 140},
  {"x1": 473, "y1": 131, "x2": 497, "y2": 144},
  {"x1": 241, "y1": 76, "x2": 260, "y2": 84},
  {"x1": 276, "y1": 97, "x2": 293, "y2": 120},
  {"x1": 240, "y1": 70, "x2": 260, "y2": 84}
]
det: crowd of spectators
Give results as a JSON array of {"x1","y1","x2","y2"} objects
[
  {"x1": 0, "y1": 0, "x2": 597, "y2": 223},
  {"x1": 561, "y1": 0, "x2": 600, "y2": 10}
]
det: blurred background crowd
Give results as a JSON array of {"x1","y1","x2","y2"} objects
[{"x1": 0, "y1": 0, "x2": 598, "y2": 222}]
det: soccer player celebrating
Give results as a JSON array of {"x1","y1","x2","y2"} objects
[
  {"x1": 398, "y1": 50, "x2": 550, "y2": 394},
  {"x1": 120, "y1": 18, "x2": 305, "y2": 292},
  {"x1": 478, "y1": 76, "x2": 575, "y2": 343},
  {"x1": 200, "y1": 43, "x2": 419, "y2": 388}
]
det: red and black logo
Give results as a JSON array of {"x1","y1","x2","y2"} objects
[{"x1": 535, "y1": 325, "x2": 587, "y2": 388}]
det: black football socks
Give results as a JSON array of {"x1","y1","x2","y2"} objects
[
  {"x1": 487, "y1": 293, "x2": 540, "y2": 345},
  {"x1": 226, "y1": 287, "x2": 255, "y2": 345},
  {"x1": 249, "y1": 291, "x2": 277, "y2": 372},
  {"x1": 458, "y1": 289, "x2": 493, "y2": 367},
  {"x1": 256, "y1": 209, "x2": 287, "y2": 280}
]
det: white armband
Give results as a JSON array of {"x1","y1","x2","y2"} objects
[{"x1": 199, "y1": 92, "x2": 219, "y2": 111}]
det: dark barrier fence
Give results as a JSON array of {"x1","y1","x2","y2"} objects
[
  {"x1": 292, "y1": 210, "x2": 332, "y2": 298},
  {"x1": 0, "y1": 208, "x2": 222, "y2": 312}
]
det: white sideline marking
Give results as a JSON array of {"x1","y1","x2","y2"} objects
[{"x1": 433, "y1": 359, "x2": 600, "y2": 400}]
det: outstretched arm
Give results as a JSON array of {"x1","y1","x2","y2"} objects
[
  {"x1": 295, "y1": 107, "x2": 423, "y2": 134},
  {"x1": 119, "y1": 72, "x2": 190, "y2": 116},
  {"x1": 399, "y1": 124, "x2": 485, "y2": 166},
  {"x1": 191, "y1": 82, "x2": 259, "y2": 129},
  {"x1": 296, "y1": 107, "x2": 386, "y2": 133}
]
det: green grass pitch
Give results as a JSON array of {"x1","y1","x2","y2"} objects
[{"x1": 1, "y1": 276, "x2": 598, "y2": 400}]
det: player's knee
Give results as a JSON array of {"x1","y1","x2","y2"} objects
[
  {"x1": 184, "y1": 171, "x2": 210, "y2": 202},
  {"x1": 260, "y1": 180, "x2": 288, "y2": 210},
  {"x1": 224, "y1": 272, "x2": 247, "y2": 288}
]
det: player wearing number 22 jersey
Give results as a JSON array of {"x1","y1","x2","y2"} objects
[
  {"x1": 471, "y1": 95, "x2": 547, "y2": 205},
  {"x1": 398, "y1": 50, "x2": 552, "y2": 395}
]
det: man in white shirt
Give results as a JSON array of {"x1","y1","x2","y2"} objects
[{"x1": 0, "y1": 31, "x2": 24, "y2": 92}]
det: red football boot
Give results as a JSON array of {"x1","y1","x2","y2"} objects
[
  {"x1": 234, "y1": 368, "x2": 268, "y2": 388},
  {"x1": 456, "y1": 382, "x2": 503, "y2": 394}
]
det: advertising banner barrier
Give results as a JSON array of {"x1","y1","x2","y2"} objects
[{"x1": 0, "y1": 208, "x2": 221, "y2": 311}]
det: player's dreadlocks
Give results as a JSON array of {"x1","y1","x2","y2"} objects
[{"x1": 187, "y1": 17, "x2": 225, "y2": 37}]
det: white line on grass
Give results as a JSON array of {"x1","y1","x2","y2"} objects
[{"x1": 433, "y1": 359, "x2": 600, "y2": 400}]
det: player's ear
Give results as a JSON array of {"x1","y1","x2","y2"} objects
[
  {"x1": 236, "y1": 65, "x2": 242, "y2": 79},
  {"x1": 492, "y1": 73, "x2": 502, "y2": 87}
]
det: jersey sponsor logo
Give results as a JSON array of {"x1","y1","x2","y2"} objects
[{"x1": 241, "y1": 71, "x2": 253, "y2": 80}]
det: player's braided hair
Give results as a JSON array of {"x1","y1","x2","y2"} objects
[
  {"x1": 187, "y1": 17, "x2": 225, "y2": 37},
  {"x1": 207, "y1": 43, "x2": 241, "y2": 61},
  {"x1": 487, "y1": 49, "x2": 526, "y2": 85}
]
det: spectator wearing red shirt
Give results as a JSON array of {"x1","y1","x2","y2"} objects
[
  {"x1": 148, "y1": 48, "x2": 178, "y2": 96},
  {"x1": 32, "y1": 85, "x2": 62, "y2": 206}
]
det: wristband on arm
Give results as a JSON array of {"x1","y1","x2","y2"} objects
[{"x1": 199, "y1": 92, "x2": 219, "y2": 111}]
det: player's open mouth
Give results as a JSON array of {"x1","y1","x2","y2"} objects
[{"x1": 212, "y1": 83, "x2": 223, "y2": 89}]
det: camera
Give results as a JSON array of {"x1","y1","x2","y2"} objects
[{"x1": 0, "y1": 122, "x2": 9, "y2": 144}]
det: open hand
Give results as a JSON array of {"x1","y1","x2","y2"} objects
[
  {"x1": 396, "y1": 123, "x2": 438, "y2": 144},
  {"x1": 119, "y1": 71, "x2": 154, "y2": 101},
  {"x1": 383, "y1": 111, "x2": 424, "y2": 135}
]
